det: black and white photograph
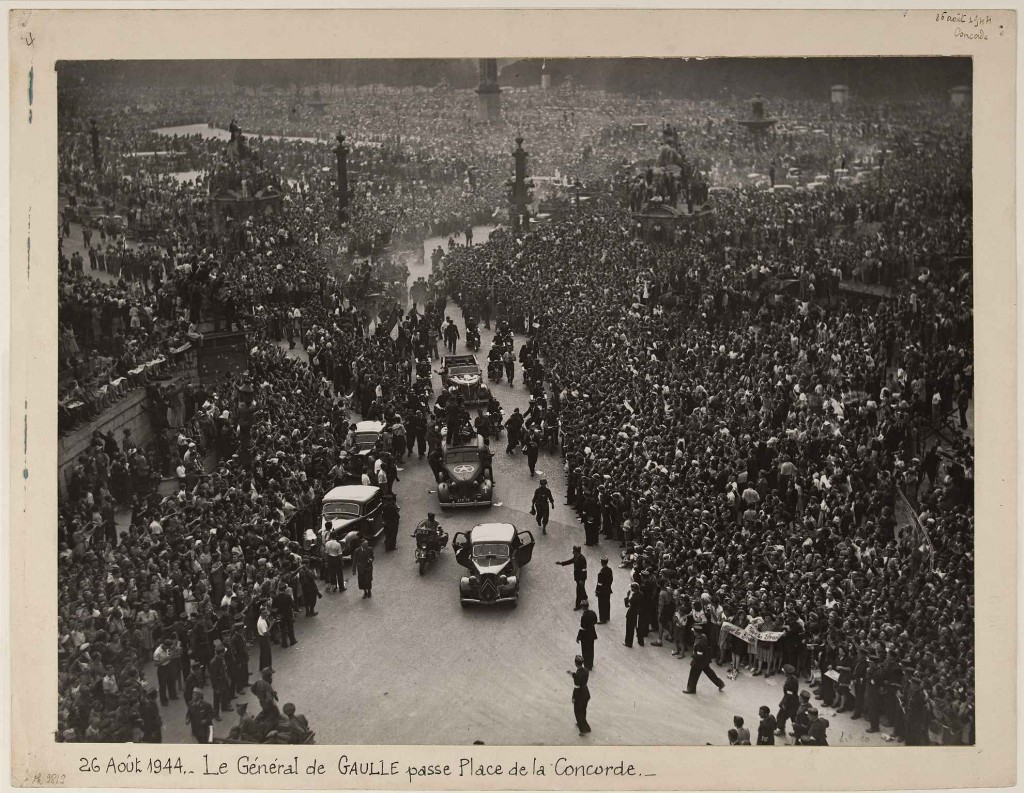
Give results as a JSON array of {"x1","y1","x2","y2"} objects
[
  {"x1": 6, "y1": 8, "x2": 1017, "y2": 789},
  {"x1": 49, "y1": 54, "x2": 978, "y2": 749}
]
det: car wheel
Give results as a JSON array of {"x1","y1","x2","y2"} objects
[
  {"x1": 460, "y1": 600, "x2": 469, "y2": 609},
  {"x1": 509, "y1": 596, "x2": 518, "y2": 609}
]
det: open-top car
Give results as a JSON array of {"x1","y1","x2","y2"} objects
[
  {"x1": 320, "y1": 485, "x2": 384, "y2": 551},
  {"x1": 437, "y1": 431, "x2": 493, "y2": 508},
  {"x1": 440, "y1": 354, "x2": 490, "y2": 405},
  {"x1": 453, "y1": 523, "x2": 535, "y2": 607},
  {"x1": 353, "y1": 420, "x2": 385, "y2": 455}
]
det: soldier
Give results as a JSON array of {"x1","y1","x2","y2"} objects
[
  {"x1": 209, "y1": 644, "x2": 232, "y2": 719},
  {"x1": 556, "y1": 545, "x2": 588, "y2": 610},
  {"x1": 683, "y1": 623, "x2": 726, "y2": 695},
  {"x1": 531, "y1": 479, "x2": 555, "y2": 534},
  {"x1": 382, "y1": 495, "x2": 401, "y2": 552},
  {"x1": 577, "y1": 600, "x2": 598, "y2": 671},
  {"x1": 595, "y1": 558, "x2": 613, "y2": 623},
  {"x1": 524, "y1": 436, "x2": 540, "y2": 477},
  {"x1": 229, "y1": 620, "x2": 249, "y2": 693},
  {"x1": 185, "y1": 691, "x2": 216, "y2": 744}
]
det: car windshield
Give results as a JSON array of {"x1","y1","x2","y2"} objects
[
  {"x1": 323, "y1": 501, "x2": 360, "y2": 518},
  {"x1": 472, "y1": 542, "x2": 509, "y2": 561},
  {"x1": 446, "y1": 451, "x2": 479, "y2": 463},
  {"x1": 449, "y1": 367, "x2": 478, "y2": 375},
  {"x1": 355, "y1": 433, "x2": 378, "y2": 445}
]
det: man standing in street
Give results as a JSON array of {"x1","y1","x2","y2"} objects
[
  {"x1": 623, "y1": 582, "x2": 643, "y2": 648},
  {"x1": 595, "y1": 558, "x2": 613, "y2": 623},
  {"x1": 153, "y1": 639, "x2": 178, "y2": 705},
  {"x1": 186, "y1": 691, "x2": 215, "y2": 744},
  {"x1": 209, "y1": 644, "x2": 232, "y2": 720},
  {"x1": 256, "y1": 607, "x2": 273, "y2": 672},
  {"x1": 776, "y1": 663, "x2": 800, "y2": 736},
  {"x1": 505, "y1": 407, "x2": 524, "y2": 453},
  {"x1": 556, "y1": 545, "x2": 588, "y2": 610},
  {"x1": 382, "y1": 495, "x2": 401, "y2": 551},
  {"x1": 443, "y1": 317, "x2": 460, "y2": 354},
  {"x1": 568, "y1": 655, "x2": 591, "y2": 737},
  {"x1": 577, "y1": 599, "x2": 598, "y2": 671},
  {"x1": 524, "y1": 436, "x2": 540, "y2": 477},
  {"x1": 323, "y1": 527, "x2": 346, "y2": 592},
  {"x1": 352, "y1": 539, "x2": 375, "y2": 598},
  {"x1": 297, "y1": 562, "x2": 320, "y2": 617},
  {"x1": 272, "y1": 583, "x2": 297, "y2": 648},
  {"x1": 531, "y1": 478, "x2": 554, "y2": 534},
  {"x1": 683, "y1": 624, "x2": 726, "y2": 694}
]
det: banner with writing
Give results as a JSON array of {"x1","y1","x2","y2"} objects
[{"x1": 722, "y1": 622, "x2": 785, "y2": 643}]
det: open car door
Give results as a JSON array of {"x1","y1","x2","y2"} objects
[
  {"x1": 453, "y1": 532, "x2": 471, "y2": 569},
  {"x1": 515, "y1": 530, "x2": 535, "y2": 567}
]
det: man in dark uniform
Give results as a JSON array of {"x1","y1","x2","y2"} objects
[
  {"x1": 623, "y1": 582, "x2": 643, "y2": 647},
  {"x1": 776, "y1": 663, "x2": 800, "y2": 735},
  {"x1": 209, "y1": 644, "x2": 232, "y2": 719},
  {"x1": 568, "y1": 655, "x2": 591, "y2": 736},
  {"x1": 556, "y1": 546, "x2": 588, "y2": 609},
  {"x1": 382, "y1": 495, "x2": 401, "y2": 551},
  {"x1": 577, "y1": 599, "x2": 598, "y2": 671},
  {"x1": 272, "y1": 583, "x2": 297, "y2": 648},
  {"x1": 524, "y1": 436, "x2": 540, "y2": 477},
  {"x1": 865, "y1": 653, "x2": 884, "y2": 733},
  {"x1": 683, "y1": 624, "x2": 726, "y2": 694},
  {"x1": 531, "y1": 479, "x2": 554, "y2": 534},
  {"x1": 504, "y1": 408, "x2": 524, "y2": 453},
  {"x1": 581, "y1": 490, "x2": 601, "y2": 545},
  {"x1": 595, "y1": 558, "x2": 613, "y2": 623},
  {"x1": 185, "y1": 691, "x2": 215, "y2": 744}
]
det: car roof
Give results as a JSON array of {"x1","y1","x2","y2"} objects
[
  {"x1": 323, "y1": 485, "x2": 380, "y2": 503},
  {"x1": 355, "y1": 421, "x2": 384, "y2": 432},
  {"x1": 470, "y1": 523, "x2": 516, "y2": 543}
]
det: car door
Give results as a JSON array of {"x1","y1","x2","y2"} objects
[
  {"x1": 515, "y1": 530, "x2": 535, "y2": 568},
  {"x1": 452, "y1": 532, "x2": 471, "y2": 568}
]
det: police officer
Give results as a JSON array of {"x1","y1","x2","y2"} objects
[
  {"x1": 568, "y1": 655, "x2": 591, "y2": 736},
  {"x1": 556, "y1": 546, "x2": 588, "y2": 610},
  {"x1": 683, "y1": 624, "x2": 726, "y2": 694},
  {"x1": 595, "y1": 558, "x2": 613, "y2": 623},
  {"x1": 577, "y1": 599, "x2": 598, "y2": 670},
  {"x1": 531, "y1": 479, "x2": 554, "y2": 534}
]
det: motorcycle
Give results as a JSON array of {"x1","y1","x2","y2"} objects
[
  {"x1": 466, "y1": 326, "x2": 481, "y2": 352},
  {"x1": 487, "y1": 359, "x2": 504, "y2": 384},
  {"x1": 488, "y1": 407, "x2": 505, "y2": 438},
  {"x1": 412, "y1": 520, "x2": 450, "y2": 575}
]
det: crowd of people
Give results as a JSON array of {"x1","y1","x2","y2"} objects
[
  {"x1": 56, "y1": 72, "x2": 973, "y2": 746},
  {"x1": 439, "y1": 103, "x2": 974, "y2": 745}
]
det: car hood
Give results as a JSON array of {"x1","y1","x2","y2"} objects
[
  {"x1": 322, "y1": 516, "x2": 359, "y2": 534},
  {"x1": 445, "y1": 460, "x2": 481, "y2": 483},
  {"x1": 469, "y1": 558, "x2": 512, "y2": 576}
]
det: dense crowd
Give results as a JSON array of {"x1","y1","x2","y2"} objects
[
  {"x1": 56, "y1": 76, "x2": 973, "y2": 746},
  {"x1": 439, "y1": 107, "x2": 974, "y2": 745}
]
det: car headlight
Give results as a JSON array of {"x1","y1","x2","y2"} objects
[
  {"x1": 499, "y1": 575, "x2": 508, "y2": 585},
  {"x1": 469, "y1": 576, "x2": 478, "y2": 585}
]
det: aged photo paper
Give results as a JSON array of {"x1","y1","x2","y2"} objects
[{"x1": 5, "y1": 5, "x2": 1017, "y2": 791}]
